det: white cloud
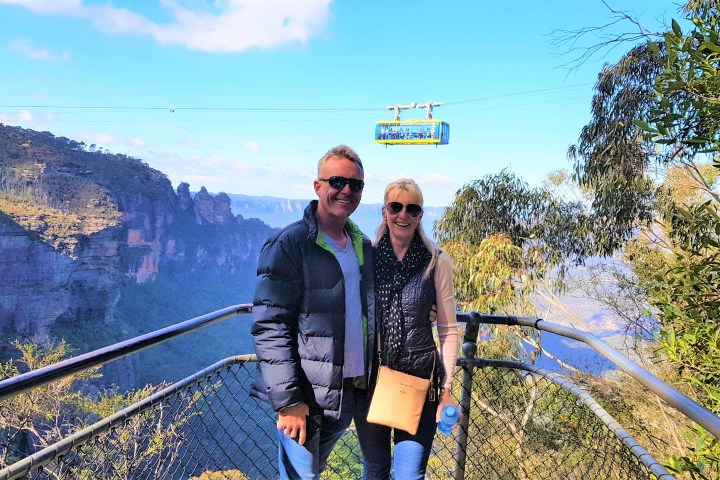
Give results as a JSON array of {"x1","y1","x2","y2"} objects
[
  {"x1": 1, "y1": 0, "x2": 333, "y2": 53},
  {"x1": 413, "y1": 172, "x2": 457, "y2": 186},
  {"x1": 72, "y1": 131, "x2": 150, "y2": 152},
  {"x1": 9, "y1": 37, "x2": 70, "y2": 62},
  {"x1": 0, "y1": 112, "x2": 53, "y2": 134},
  {"x1": 0, "y1": 0, "x2": 82, "y2": 14},
  {"x1": 75, "y1": 131, "x2": 120, "y2": 146},
  {"x1": 18, "y1": 110, "x2": 33, "y2": 122},
  {"x1": 243, "y1": 141, "x2": 260, "y2": 152},
  {"x1": 136, "y1": 145, "x2": 319, "y2": 197},
  {"x1": 128, "y1": 136, "x2": 146, "y2": 148},
  {"x1": 558, "y1": 339, "x2": 587, "y2": 350}
]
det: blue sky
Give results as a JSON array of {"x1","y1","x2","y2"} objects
[{"x1": 0, "y1": 0, "x2": 679, "y2": 207}]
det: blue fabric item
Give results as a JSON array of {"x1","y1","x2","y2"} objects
[
  {"x1": 354, "y1": 390, "x2": 437, "y2": 480},
  {"x1": 278, "y1": 382, "x2": 358, "y2": 480}
]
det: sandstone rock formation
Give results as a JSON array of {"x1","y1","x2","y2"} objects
[{"x1": 0, "y1": 124, "x2": 276, "y2": 343}]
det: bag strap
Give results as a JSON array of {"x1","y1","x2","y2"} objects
[{"x1": 428, "y1": 353, "x2": 437, "y2": 401}]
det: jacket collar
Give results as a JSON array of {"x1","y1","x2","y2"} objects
[{"x1": 304, "y1": 200, "x2": 366, "y2": 265}]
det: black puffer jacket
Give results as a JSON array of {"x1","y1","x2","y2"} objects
[{"x1": 251, "y1": 201, "x2": 375, "y2": 418}]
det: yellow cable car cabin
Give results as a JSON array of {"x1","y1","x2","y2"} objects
[{"x1": 375, "y1": 119, "x2": 450, "y2": 145}]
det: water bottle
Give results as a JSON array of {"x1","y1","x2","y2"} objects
[{"x1": 437, "y1": 405, "x2": 459, "y2": 435}]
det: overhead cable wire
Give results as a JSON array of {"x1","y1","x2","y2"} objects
[
  {"x1": 0, "y1": 83, "x2": 595, "y2": 114},
  {"x1": 443, "y1": 83, "x2": 593, "y2": 107}
]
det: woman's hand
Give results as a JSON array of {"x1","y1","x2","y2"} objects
[{"x1": 435, "y1": 387, "x2": 461, "y2": 429}]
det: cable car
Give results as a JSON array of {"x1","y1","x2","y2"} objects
[
  {"x1": 375, "y1": 119, "x2": 450, "y2": 145},
  {"x1": 375, "y1": 101, "x2": 450, "y2": 145}
]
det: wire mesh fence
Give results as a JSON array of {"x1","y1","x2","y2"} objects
[
  {"x1": 452, "y1": 359, "x2": 668, "y2": 480},
  {"x1": 0, "y1": 356, "x2": 671, "y2": 479}
]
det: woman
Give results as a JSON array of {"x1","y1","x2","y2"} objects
[{"x1": 355, "y1": 178, "x2": 460, "y2": 480}]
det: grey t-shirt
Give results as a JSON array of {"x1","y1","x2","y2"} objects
[{"x1": 322, "y1": 230, "x2": 364, "y2": 379}]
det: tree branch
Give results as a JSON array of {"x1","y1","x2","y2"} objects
[{"x1": 550, "y1": 0, "x2": 664, "y2": 71}]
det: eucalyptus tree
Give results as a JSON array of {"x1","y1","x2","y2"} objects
[
  {"x1": 433, "y1": 169, "x2": 599, "y2": 366},
  {"x1": 567, "y1": 2, "x2": 720, "y2": 475},
  {"x1": 435, "y1": 170, "x2": 595, "y2": 310}
]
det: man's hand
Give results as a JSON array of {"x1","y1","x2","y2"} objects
[{"x1": 277, "y1": 403, "x2": 310, "y2": 445}]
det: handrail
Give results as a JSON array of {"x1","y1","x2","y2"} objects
[
  {"x1": 2, "y1": 306, "x2": 718, "y2": 442},
  {"x1": 0, "y1": 354, "x2": 257, "y2": 480},
  {"x1": 0, "y1": 304, "x2": 252, "y2": 402},
  {"x1": 457, "y1": 312, "x2": 720, "y2": 440}
]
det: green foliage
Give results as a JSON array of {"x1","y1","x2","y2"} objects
[
  {"x1": 568, "y1": 42, "x2": 662, "y2": 255},
  {"x1": 642, "y1": 5, "x2": 720, "y2": 476},
  {"x1": 570, "y1": 2, "x2": 720, "y2": 475},
  {"x1": 651, "y1": 202, "x2": 720, "y2": 414},
  {"x1": 435, "y1": 170, "x2": 599, "y2": 363},
  {"x1": 0, "y1": 338, "x2": 100, "y2": 466},
  {"x1": 0, "y1": 337, "x2": 201, "y2": 477},
  {"x1": 667, "y1": 425, "x2": 720, "y2": 480},
  {"x1": 435, "y1": 170, "x2": 592, "y2": 295},
  {"x1": 442, "y1": 234, "x2": 525, "y2": 313},
  {"x1": 321, "y1": 431, "x2": 363, "y2": 479},
  {"x1": 644, "y1": 12, "x2": 720, "y2": 155}
]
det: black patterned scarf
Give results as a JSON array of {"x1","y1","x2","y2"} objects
[{"x1": 375, "y1": 232, "x2": 430, "y2": 368}]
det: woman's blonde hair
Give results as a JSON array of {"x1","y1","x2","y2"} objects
[{"x1": 374, "y1": 178, "x2": 438, "y2": 278}]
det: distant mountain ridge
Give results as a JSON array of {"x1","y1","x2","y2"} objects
[{"x1": 225, "y1": 193, "x2": 446, "y2": 240}]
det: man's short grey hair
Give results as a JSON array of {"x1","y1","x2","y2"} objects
[{"x1": 317, "y1": 145, "x2": 364, "y2": 175}]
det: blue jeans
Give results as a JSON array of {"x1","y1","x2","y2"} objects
[
  {"x1": 354, "y1": 391, "x2": 438, "y2": 480},
  {"x1": 278, "y1": 380, "x2": 357, "y2": 480}
]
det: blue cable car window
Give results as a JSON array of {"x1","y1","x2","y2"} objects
[{"x1": 375, "y1": 120, "x2": 450, "y2": 145}]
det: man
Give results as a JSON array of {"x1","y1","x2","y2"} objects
[{"x1": 251, "y1": 145, "x2": 375, "y2": 479}]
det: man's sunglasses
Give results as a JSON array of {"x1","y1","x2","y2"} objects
[
  {"x1": 318, "y1": 176, "x2": 365, "y2": 192},
  {"x1": 385, "y1": 202, "x2": 423, "y2": 217}
]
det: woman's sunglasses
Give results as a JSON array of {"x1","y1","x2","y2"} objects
[
  {"x1": 318, "y1": 176, "x2": 365, "y2": 192},
  {"x1": 385, "y1": 202, "x2": 423, "y2": 217}
]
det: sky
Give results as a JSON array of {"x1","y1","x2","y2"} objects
[{"x1": 0, "y1": 0, "x2": 682, "y2": 208}]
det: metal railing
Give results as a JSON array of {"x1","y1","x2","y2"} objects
[{"x1": 1, "y1": 305, "x2": 718, "y2": 479}]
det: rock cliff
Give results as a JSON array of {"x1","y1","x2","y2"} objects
[{"x1": 0, "y1": 124, "x2": 276, "y2": 346}]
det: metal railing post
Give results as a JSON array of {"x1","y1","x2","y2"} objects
[{"x1": 454, "y1": 312, "x2": 480, "y2": 480}]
